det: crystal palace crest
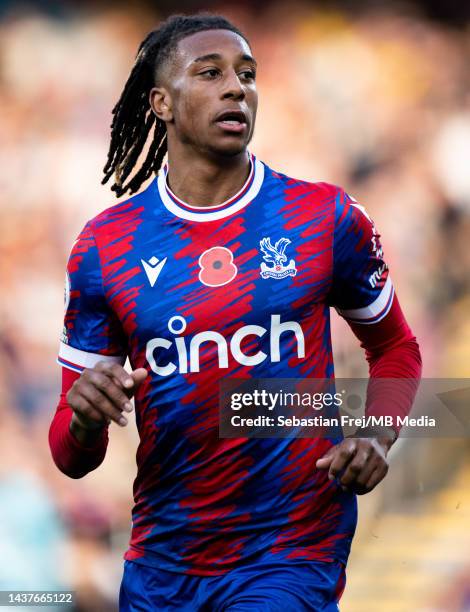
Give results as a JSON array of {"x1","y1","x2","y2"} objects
[{"x1": 259, "y1": 237, "x2": 297, "y2": 279}]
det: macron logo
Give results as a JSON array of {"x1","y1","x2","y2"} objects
[{"x1": 141, "y1": 256, "x2": 167, "y2": 287}]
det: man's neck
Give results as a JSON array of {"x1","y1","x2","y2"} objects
[{"x1": 165, "y1": 146, "x2": 251, "y2": 208}]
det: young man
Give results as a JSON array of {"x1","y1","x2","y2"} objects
[{"x1": 49, "y1": 14, "x2": 422, "y2": 611}]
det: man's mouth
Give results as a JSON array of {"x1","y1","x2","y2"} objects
[{"x1": 214, "y1": 110, "x2": 248, "y2": 134}]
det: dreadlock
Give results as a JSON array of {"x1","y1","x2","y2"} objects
[{"x1": 102, "y1": 13, "x2": 248, "y2": 198}]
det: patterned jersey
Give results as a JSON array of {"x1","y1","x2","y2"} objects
[{"x1": 58, "y1": 153, "x2": 393, "y2": 575}]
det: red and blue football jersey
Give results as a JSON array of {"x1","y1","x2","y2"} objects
[{"x1": 58, "y1": 153, "x2": 393, "y2": 575}]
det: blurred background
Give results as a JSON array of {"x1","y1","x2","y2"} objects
[{"x1": 0, "y1": 0, "x2": 469, "y2": 610}]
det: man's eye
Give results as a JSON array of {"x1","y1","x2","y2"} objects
[
  {"x1": 240, "y1": 70, "x2": 256, "y2": 80},
  {"x1": 201, "y1": 69, "x2": 219, "y2": 78}
]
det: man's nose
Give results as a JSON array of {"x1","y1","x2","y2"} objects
[{"x1": 221, "y1": 70, "x2": 245, "y2": 100}]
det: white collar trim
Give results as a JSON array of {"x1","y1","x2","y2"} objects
[{"x1": 157, "y1": 156, "x2": 264, "y2": 222}]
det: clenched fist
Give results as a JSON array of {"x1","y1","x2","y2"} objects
[
  {"x1": 67, "y1": 362, "x2": 148, "y2": 441},
  {"x1": 316, "y1": 433, "x2": 393, "y2": 495}
]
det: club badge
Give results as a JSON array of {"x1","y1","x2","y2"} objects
[{"x1": 259, "y1": 237, "x2": 297, "y2": 279}]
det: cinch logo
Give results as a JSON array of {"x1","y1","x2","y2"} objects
[{"x1": 146, "y1": 315, "x2": 305, "y2": 376}]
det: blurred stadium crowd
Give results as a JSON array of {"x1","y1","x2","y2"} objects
[{"x1": 0, "y1": 2, "x2": 469, "y2": 610}]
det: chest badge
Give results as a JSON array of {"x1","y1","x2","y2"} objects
[
  {"x1": 260, "y1": 237, "x2": 297, "y2": 279},
  {"x1": 199, "y1": 246, "x2": 237, "y2": 287}
]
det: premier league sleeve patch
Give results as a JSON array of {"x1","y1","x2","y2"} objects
[{"x1": 63, "y1": 270, "x2": 71, "y2": 312}]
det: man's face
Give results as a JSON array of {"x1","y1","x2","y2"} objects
[{"x1": 151, "y1": 29, "x2": 258, "y2": 157}]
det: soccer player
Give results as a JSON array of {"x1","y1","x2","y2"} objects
[{"x1": 49, "y1": 14, "x2": 422, "y2": 611}]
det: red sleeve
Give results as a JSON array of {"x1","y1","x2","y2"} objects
[
  {"x1": 348, "y1": 293, "x2": 422, "y2": 436},
  {"x1": 48, "y1": 368, "x2": 109, "y2": 478}
]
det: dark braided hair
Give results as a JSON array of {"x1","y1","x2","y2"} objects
[{"x1": 102, "y1": 13, "x2": 248, "y2": 198}]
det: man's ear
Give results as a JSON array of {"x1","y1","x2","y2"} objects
[{"x1": 149, "y1": 87, "x2": 173, "y2": 122}]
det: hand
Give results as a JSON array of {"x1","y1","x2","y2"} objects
[
  {"x1": 67, "y1": 362, "x2": 148, "y2": 433},
  {"x1": 316, "y1": 436, "x2": 390, "y2": 495}
]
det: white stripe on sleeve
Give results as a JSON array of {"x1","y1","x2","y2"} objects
[
  {"x1": 336, "y1": 276, "x2": 394, "y2": 324},
  {"x1": 58, "y1": 341, "x2": 126, "y2": 371}
]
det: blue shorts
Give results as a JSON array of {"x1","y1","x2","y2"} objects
[{"x1": 119, "y1": 557, "x2": 346, "y2": 611}]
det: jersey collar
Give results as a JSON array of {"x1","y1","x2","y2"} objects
[{"x1": 157, "y1": 152, "x2": 264, "y2": 222}]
